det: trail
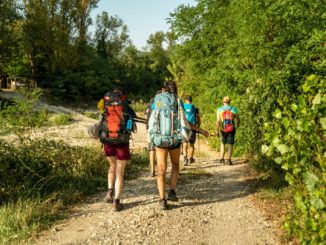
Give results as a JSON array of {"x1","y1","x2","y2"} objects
[{"x1": 29, "y1": 110, "x2": 279, "y2": 245}]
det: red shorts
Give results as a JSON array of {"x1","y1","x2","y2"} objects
[{"x1": 104, "y1": 144, "x2": 131, "y2": 160}]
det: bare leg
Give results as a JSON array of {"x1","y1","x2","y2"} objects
[
  {"x1": 169, "y1": 147, "x2": 180, "y2": 190},
  {"x1": 182, "y1": 143, "x2": 188, "y2": 159},
  {"x1": 150, "y1": 150, "x2": 156, "y2": 176},
  {"x1": 220, "y1": 143, "x2": 225, "y2": 160},
  {"x1": 189, "y1": 143, "x2": 195, "y2": 159},
  {"x1": 156, "y1": 147, "x2": 168, "y2": 199},
  {"x1": 227, "y1": 144, "x2": 233, "y2": 160},
  {"x1": 107, "y1": 157, "x2": 117, "y2": 189},
  {"x1": 114, "y1": 160, "x2": 127, "y2": 200}
]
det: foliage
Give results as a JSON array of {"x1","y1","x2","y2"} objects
[
  {"x1": 0, "y1": 89, "x2": 48, "y2": 140},
  {"x1": 263, "y1": 75, "x2": 325, "y2": 244},
  {"x1": 53, "y1": 113, "x2": 74, "y2": 126},
  {"x1": 0, "y1": 90, "x2": 149, "y2": 243},
  {"x1": 84, "y1": 111, "x2": 99, "y2": 120},
  {"x1": 0, "y1": 1, "x2": 171, "y2": 101},
  {"x1": 130, "y1": 99, "x2": 147, "y2": 113},
  {"x1": 169, "y1": 0, "x2": 325, "y2": 242}
]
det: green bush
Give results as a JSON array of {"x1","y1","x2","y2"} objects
[
  {"x1": 263, "y1": 75, "x2": 325, "y2": 244},
  {"x1": 84, "y1": 111, "x2": 99, "y2": 120},
  {"x1": 131, "y1": 100, "x2": 147, "y2": 114},
  {"x1": 0, "y1": 139, "x2": 107, "y2": 203},
  {"x1": 53, "y1": 113, "x2": 74, "y2": 126},
  {"x1": 0, "y1": 89, "x2": 48, "y2": 139}
]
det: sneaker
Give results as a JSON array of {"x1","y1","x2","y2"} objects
[
  {"x1": 167, "y1": 190, "x2": 178, "y2": 201},
  {"x1": 114, "y1": 199, "x2": 124, "y2": 211},
  {"x1": 225, "y1": 159, "x2": 233, "y2": 165},
  {"x1": 219, "y1": 159, "x2": 225, "y2": 165},
  {"x1": 105, "y1": 189, "x2": 114, "y2": 203},
  {"x1": 184, "y1": 157, "x2": 189, "y2": 166},
  {"x1": 189, "y1": 158, "x2": 195, "y2": 164},
  {"x1": 159, "y1": 199, "x2": 168, "y2": 210}
]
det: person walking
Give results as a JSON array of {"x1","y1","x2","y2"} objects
[
  {"x1": 182, "y1": 95, "x2": 201, "y2": 165},
  {"x1": 147, "y1": 80, "x2": 190, "y2": 210},
  {"x1": 98, "y1": 88, "x2": 136, "y2": 211},
  {"x1": 216, "y1": 96, "x2": 240, "y2": 165}
]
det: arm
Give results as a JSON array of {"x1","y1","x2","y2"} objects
[
  {"x1": 216, "y1": 110, "x2": 221, "y2": 136},
  {"x1": 189, "y1": 123, "x2": 209, "y2": 137}
]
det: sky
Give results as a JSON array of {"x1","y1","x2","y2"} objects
[{"x1": 91, "y1": 0, "x2": 196, "y2": 49}]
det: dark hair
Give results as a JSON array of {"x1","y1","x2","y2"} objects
[
  {"x1": 163, "y1": 80, "x2": 178, "y2": 95},
  {"x1": 185, "y1": 95, "x2": 192, "y2": 102}
]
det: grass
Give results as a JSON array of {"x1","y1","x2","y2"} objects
[
  {"x1": 131, "y1": 100, "x2": 147, "y2": 113},
  {"x1": 0, "y1": 144, "x2": 149, "y2": 244},
  {"x1": 53, "y1": 113, "x2": 74, "y2": 126},
  {"x1": 84, "y1": 111, "x2": 99, "y2": 120},
  {"x1": 0, "y1": 198, "x2": 65, "y2": 244},
  {"x1": 126, "y1": 149, "x2": 149, "y2": 180},
  {"x1": 250, "y1": 175, "x2": 294, "y2": 243}
]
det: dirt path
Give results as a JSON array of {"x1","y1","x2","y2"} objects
[{"x1": 30, "y1": 114, "x2": 278, "y2": 245}]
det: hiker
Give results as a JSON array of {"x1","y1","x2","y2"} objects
[
  {"x1": 97, "y1": 88, "x2": 136, "y2": 211},
  {"x1": 147, "y1": 80, "x2": 190, "y2": 210},
  {"x1": 182, "y1": 95, "x2": 201, "y2": 165},
  {"x1": 145, "y1": 89, "x2": 163, "y2": 177},
  {"x1": 216, "y1": 96, "x2": 240, "y2": 165}
]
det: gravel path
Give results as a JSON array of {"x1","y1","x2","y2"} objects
[{"x1": 30, "y1": 113, "x2": 278, "y2": 245}]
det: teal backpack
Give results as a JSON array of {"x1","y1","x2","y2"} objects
[
  {"x1": 183, "y1": 103, "x2": 197, "y2": 124},
  {"x1": 147, "y1": 92, "x2": 182, "y2": 148}
]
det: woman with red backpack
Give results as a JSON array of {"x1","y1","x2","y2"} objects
[{"x1": 97, "y1": 88, "x2": 136, "y2": 211}]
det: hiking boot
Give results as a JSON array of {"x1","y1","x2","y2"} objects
[
  {"x1": 219, "y1": 159, "x2": 225, "y2": 165},
  {"x1": 105, "y1": 189, "x2": 114, "y2": 203},
  {"x1": 189, "y1": 158, "x2": 195, "y2": 164},
  {"x1": 114, "y1": 199, "x2": 124, "y2": 211},
  {"x1": 167, "y1": 190, "x2": 178, "y2": 202},
  {"x1": 184, "y1": 157, "x2": 189, "y2": 166},
  {"x1": 159, "y1": 199, "x2": 169, "y2": 210},
  {"x1": 225, "y1": 159, "x2": 233, "y2": 165}
]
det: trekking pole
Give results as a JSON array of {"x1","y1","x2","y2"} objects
[{"x1": 197, "y1": 132, "x2": 200, "y2": 159}]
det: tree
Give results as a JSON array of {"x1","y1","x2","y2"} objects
[{"x1": 0, "y1": 0, "x2": 21, "y2": 87}]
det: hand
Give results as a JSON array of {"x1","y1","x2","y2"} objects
[{"x1": 204, "y1": 131, "x2": 209, "y2": 138}]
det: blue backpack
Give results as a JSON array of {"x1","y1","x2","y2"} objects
[
  {"x1": 183, "y1": 103, "x2": 197, "y2": 125},
  {"x1": 147, "y1": 92, "x2": 182, "y2": 148}
]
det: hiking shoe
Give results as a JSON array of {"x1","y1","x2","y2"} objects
[
  {"x1": 114, "y1": 199, "x2": 124, "y2": 211},
  {"x1": 219, "y1": 159, "x2": 225, "y2": 165},
  {"x1": 225, "y1": 159, "x2": 233, "y2": 165},
  {"x1": 159, "y1": 199, "x2": 169, "y2": 210},
  {"x1": 189, "y1": 158, "x2": 195, "y2": 164},
  {"x1": 167, "y1": 190, "x2": 178, "y2": 202},
  {"x1": 105, "y1": 189, "x2": 114, "y2": 203},
  {"x1": 184, "y1": 157, "x2": 189, "y2": 166}
]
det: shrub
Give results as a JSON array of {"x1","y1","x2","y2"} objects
[
  {"x1": 263, "y1": 75, "x2": 325, "y2": 244},
  {"x1": 84, "y1": 111, "x2": 99, "y2": 120},
  {"x1": 53, "y1": 113, "x2": 74, "y2": 126}
]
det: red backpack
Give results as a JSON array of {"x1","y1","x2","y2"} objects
[
  {"x1": 99, "y1": 91, "x2": 133, "y2": 146},
  {"x1": 222, "y1": 108, "x2": 234, "y2": 132}
]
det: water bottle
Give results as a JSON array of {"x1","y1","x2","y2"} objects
[{"x1": 126, "y1": 118, "x2": 133, "y2": 132}]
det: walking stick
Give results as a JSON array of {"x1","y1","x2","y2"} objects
[{"x1": 197, "y1": 132, "x2": 200, "y2": 158}]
